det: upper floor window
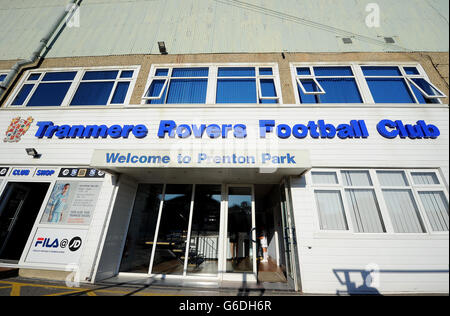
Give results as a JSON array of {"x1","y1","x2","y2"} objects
[
  {"x1": 292, "y1": 63, "x2": 446, "y2": 105},
  {"x1": 6, "y1": 67, "x2": 139, "y2": 107},
  {"x1": 295, "y1": 66, "x2": 363, "y2": 104},
  {"x1": 142, "y1": 64, "x2": 281, "y2": 105}
]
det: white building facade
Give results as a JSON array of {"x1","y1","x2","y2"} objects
[{"x1": 0, "y1": 0, "x2": 448, "y2": 295}]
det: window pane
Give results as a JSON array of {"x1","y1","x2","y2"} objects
[
  {"x1": 419, "y1": 191, "x2": 449, "y2": 232},
  {"x1": 227, "y1": 187, "x2": 253, "y2": 273},
  {"x1": 155, "y1": 69, "x2": 169, "y2": 76},
  {"x1": 120, "y1": 70, "x2": 134, "y2": 78},
  {"x1": 296, "y1": 67, "x2": 311, "y2": 76},
  {"x1": 346, "y1": 189, "x2": 385, "y2": 233},
  {"x1": 314, "y1": 66, "x2": 353, "y2": 76},
  {"x1": 152, "y1": 184, "x2": 193, "y2": 275},
  {"x1": 411, "y1": 172, "x2": 440, "y2": 185},
  {"x1": 11, "y1": 84, "x2": 34, "y2": 106},
  {"x1": 216, "y1": 79, "x2": 257, "y2": 103},
  {"x1": 410, "y1": 78, "x2": 444, "y2": 97},
  {"x1": 299, "y1": 79, "x2": 321, "y2": 93},
  {"x1": 342, "y1": 171, "x2": 372, "y2": 186},
  {"x1": 298, "y1": 83, "x2": 318, "y2": 104},
  {"x1": 70, "y1": 82, "x2": 115, "y2": 106},
  {"x1": 0, "y1": 74, "x2": 6, "y2": 82},
  {"x1": 311, "y1": 172, "x2": 338, "y2": 184},
  {"x1": 362, "y1": 66, "x2": 402, "y2": 76},
  {"x1": 27, "y1": 74, "x2": 41, "y2": 81},
  {"x1": 110, "y1": 82, "x2": 130, "y2": 104},
  {"x1": 119, "y1": 184, "x2": 163, "y2": 273},
  {"x1": 166, "y1": 79, "x2": 207, "y2": 104},
  {"x1": 82, "y1": 70, "x2": 118, "y2": 80},
  {"x1": 404, "y1": 67, "x2": 420, "y2": 75},
  {"x1": 187, "y1": 185, "x2": 221, "y2": 276},
  {"x1": 259, "y1": 68, "x2": 273, "y2": 75},
  {"x1": 260, "y1": 78, "x2": 277, "y2": 97},
  {"x1": 146, "y1": 80, "x2": 167, "y2": 104},
  {"x1": 377, "y1": 171, "x2": 408, "y2": 186},
  {"x1": 27, "y1": 83, "x2": 71, "y2": 106},
  {"x1": 218, "y1": 67, "x2": 255, "y2": 77},
  {"x1": 411, "y1": 84, "x2": 428, "y2": 104},
  {"x1": 317, "y1": 78, "x2": 362, "y2": 103},
  {"x1": 366, "y1": 78, "x2": 415, "y2": 103},
  {"x1": 171, "y1": 67, "x2": 209, "y2": 77},
  {"x1": 314, "y1": 190, "x2": 348, "y2": 230},
  {"x1": 382, "y1": 189, "x2": 425, "y2": 233},
  {"x1": 42, "y1": 72, "x2": 77, "y2": 81}
]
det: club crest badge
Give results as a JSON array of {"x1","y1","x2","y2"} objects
[{"x1": 3, "y1": 117, "x2": 34, "y2": 143}]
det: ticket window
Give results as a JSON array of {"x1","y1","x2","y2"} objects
[{"x1": 0, "y1": 182, "x2": 50, "y2": 262}]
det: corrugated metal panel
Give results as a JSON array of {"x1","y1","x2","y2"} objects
[{"x1": 0, "y1": 0, "x2": 448, "y2": 60}]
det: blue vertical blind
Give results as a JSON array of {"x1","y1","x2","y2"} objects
[
  {"x1": 362, "y1": 66, "x2": 443, "y2": 104},
  {"x1": 147, "y1": 68, "x2": 208, "y2": 104},
  {"x1": 295, "y1": 65, "x2": 445, "y2": 105},
  {"x1": 71, "y1": 70, "x2": 134, "y2": 106},
  {"x1": 10, "y1": 69, "x2": 134, "y2": 107},
  {"x1": 296, "y1": 66, "x2": 362, "y2": 104},
  {"x1": 217, "y1": 67, "x2": 278, "y2": 104},
  {"x1": 216, "y1": 79, "x2": 256, "y2": 103}
]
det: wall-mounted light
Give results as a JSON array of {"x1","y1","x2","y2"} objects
[
  {"x1": 158, "y1": 41, "x2": 168, "y2": 55},
  {"x1": 26, "y1": 148, "x2": 41, "y2": 159}
]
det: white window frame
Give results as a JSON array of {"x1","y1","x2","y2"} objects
[
  {"x1": 308, "y1": 168, "x2": 449, "y2": 236},
  {"x1": 290, "y1": 62, "x2": 446, "y2": 105},
  {"x1": 5, "y1": 66, "x2": 140, "y2": 108},
  {"x1": 141, "y1": 63, "x2": 283, "y2": 105}
]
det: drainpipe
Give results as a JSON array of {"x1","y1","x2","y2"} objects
[{"x1": 0, "y1": 0, "x2": 78, "y2": 101}]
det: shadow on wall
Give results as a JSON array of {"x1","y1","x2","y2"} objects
[{"x1": 333, "y1": 269, "x2": 450, "y2": 296}]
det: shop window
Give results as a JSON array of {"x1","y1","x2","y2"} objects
[
  {"x1": 7, "y1": 67, "x2": 138, "y2": 107},
  {"x1": 311, "y1": 169, "x2": 448, "y2": 234},
  {"x1": 294, "y1": 66, "x2": 363, "y2": 104},
  {"x1": 142, "y1": 64, "x2": 281, "y2": 105}
]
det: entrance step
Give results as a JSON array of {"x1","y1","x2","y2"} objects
[{"x1": 19, "y1": 269, "x2": 71, "y2": 282}]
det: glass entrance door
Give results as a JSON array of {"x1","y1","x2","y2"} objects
[
  {"x1": 223, "y1": 185, "x2": 257, "y2": 280},
  {"x1": 280, "y1": 179, "x2": 300, "y2": 291},
  {"x1": 0, "y1": 182, "x2": 50, "y2": 262}
]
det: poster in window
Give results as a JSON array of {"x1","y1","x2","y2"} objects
[{"x1": 40, "y1": 181, "x2": 102, "y2": 226}]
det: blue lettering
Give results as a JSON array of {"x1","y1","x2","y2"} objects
[
  {"x1": 259, "y1": 120, "x2": 275, "y2": 138},
  {"x1": 377, "y1": 120, "x2": 399, "y2": 139},
  {"x1": 158, "y1": 120, "x2": 176, "y2": 138}
]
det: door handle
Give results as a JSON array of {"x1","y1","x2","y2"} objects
[{"x1": 250, "y1": 227, "x2": 257, "y2": 243}]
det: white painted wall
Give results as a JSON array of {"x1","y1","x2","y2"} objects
[
  {"x1": 0, "y1": 104, "x2": 448, "y2": 293},
  {"x1": 290, "y1": 175, "x2": 449, "y2": 294}
]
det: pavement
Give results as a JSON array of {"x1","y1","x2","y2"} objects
[{"x1": 0, "y1": 276, "x2": 301, "y2": 297}]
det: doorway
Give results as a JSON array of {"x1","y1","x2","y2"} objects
[
  {"x1": 0, "y1": 182, "x2": 50, "y2": 263},
  {"x1": 118, "y1": 182, "x2": 298, "y2": 289}
]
